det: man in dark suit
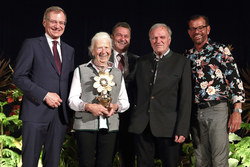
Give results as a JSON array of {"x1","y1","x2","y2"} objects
[
  {"x1": 13, "y1": 6, "x2": 75, "y2": 167},
  {"x1": 110, "y1": 22, "x2": 139, "y2": 167},
  {"x1": 128, "y1": 23, "x2": 192, "y2": 167}
]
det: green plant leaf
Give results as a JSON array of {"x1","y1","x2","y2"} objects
[
  {"x1": 0, "y1": 112, "x2": 7, "y2": 122},
  {"x1": 0, "y1": 148, "x2": 20, "y2": 166},
  {"x1": 0, "y1": 135, "x2": 17, "y2": 148},
  {"x1": 229, "y1": 133, "x2": 242, "y2": 142},
  {"x1": 0, "y1": 101, "x2": 8, "y2": 107},
  {"x1": 6, "y1": 115, "x2": 22, "y2": 126},
  {"x1": 228, "y1": 158, "x2": 239, "y2": 167}
]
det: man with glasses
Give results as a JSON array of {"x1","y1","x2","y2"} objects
[
  {"x1": 14, "y1": 6, "x2": 75, "y2": 166},
  {"x1": 186, "y1": 15, "x2": 245, "y2": 167}
]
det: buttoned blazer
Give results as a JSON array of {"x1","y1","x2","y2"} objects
[
  {"x1": 128, "y1": 50, "x2": 192, "y2": 137},
  {"x1": 13, "y1": 35, "x2": 75, "y2": 124}
]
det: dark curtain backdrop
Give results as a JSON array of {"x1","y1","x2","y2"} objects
[{"x1": 1, "y1": 0, "x2": 250, "y2": 68}]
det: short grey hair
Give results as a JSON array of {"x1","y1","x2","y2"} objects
[
  {"x1": 149, "y1": 23, "x2": 172, "y2": 39},
  {"x1": 88, "y1": 32, "x2": 112, "y2": 52},
  {"x1": 43, "y1": 6, "x2": 67, "y2": 22}
]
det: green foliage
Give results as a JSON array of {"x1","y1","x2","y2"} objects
[
  {"x1": 154, "y1": 159, "x2": 163, "y2": 167},
  {"x1": 113, "y1": 152, "x2": 120, "y2": 167},
  {"x1": 1, "y1": 114, "x2": 22, "y2": 128},
  {"x1": 229, "y1": 133, "x2": 242, "y2": 142},
  {"x1": 0, "y1": 112, "x2": 7, "y2": 122},
  {"x1": 229, "y1": 134, "x2": 250, "y2": 167},
  {"x1": 0, "y1": 148, "x2": 20, "y2": 166},
  {"x1": 240, "y1": 122, "x2": 250, "y2": 131},
  {"x1": 0, "y1": 145, "x2": 21, "y2": 167},
  {"x1": 59, "y1": 131, "x2": 78, "y2": 167},
  {"x1": 181, "y1": 142, "x2": 195, "y2": 167},
  {"x1": 0, "y1": 135, "x2": 17, "y2": 148},
  {"x1": 0, "y1": 58, "x2": 23, "y2": 167},
  {"x1": 0, "y1": 101, "x2": 22, "y2": 167}
]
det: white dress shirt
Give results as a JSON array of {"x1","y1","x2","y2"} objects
[
  {"x1": 113, "y1": 50, "x2": 129, "y2": 75},
  {"x1": 68, "y1": 60, "x2": 130, "y2": 129},
  {"x1": 45, "y1": 33, "x2": 62, "y2": 62}
]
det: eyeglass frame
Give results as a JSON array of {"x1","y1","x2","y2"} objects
[
  {"x1": 189, "y1": 25, "x2": 208, "y2": 32},
  {"x1": 46, "y1": 18, "x2": 66, "y2": 26}
]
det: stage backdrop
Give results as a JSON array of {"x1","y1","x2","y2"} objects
[{"x1": 1, "y1": 0, "x2": 249, "y2": 68}]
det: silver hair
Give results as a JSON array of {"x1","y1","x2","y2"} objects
[
  {"x1": 88, "y1": 32, "x2": 112, "y2": 52},
  {"x1": 149, "y1": 23, "x2": 172, "y2": 39}
]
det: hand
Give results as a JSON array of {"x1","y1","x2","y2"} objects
[
  {"x1": 228, "y1": 111, "x2": 242, "y2": 133},
  {"x1": 106, "y1": 103, "x2": 118, "y2": 117},
  {"x1": 85, "y1": 103, "x2": 109, "y2": 117},
  {"x1": 175, "y1": 135, "x2": 186, "y2": 143},
  {"x1": 44, "y1": 92, "x2": 62, "y2": 108}
]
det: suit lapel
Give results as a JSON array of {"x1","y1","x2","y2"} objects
[
  {"x1": 60, "y1": 41, "x2": 67, "y2": 76},
  {"x1": 110, "y1": 50, "x2": 115, "y2": 63},
  {"x1": 39, "y1": 36, "x2": 60, "y2": 76}
]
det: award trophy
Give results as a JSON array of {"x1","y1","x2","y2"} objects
[{"x1": 93, "y1": 71, "x2": 115, "y2": 109}]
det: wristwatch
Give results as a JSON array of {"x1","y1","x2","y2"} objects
[{"x1": 233, "y1": 108, "x2": 243, "y2": 114}]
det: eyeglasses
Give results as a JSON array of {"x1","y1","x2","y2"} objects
[
  {"x1": 46, "y1": 19, "x2": 66, "y2": 26},
  {"x1": 189, "y1": 25, "x2": 207, "y2": 32}
]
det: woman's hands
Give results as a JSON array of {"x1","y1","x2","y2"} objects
[{"x1": 85, "y1": 103, "x2": 118, "y2": 117}]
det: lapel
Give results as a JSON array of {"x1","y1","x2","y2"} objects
[
  {"x1": 39, "y1": 36, "x2": 61, "y2": 76},
  {"x1": 127, "y1": 52, "x2": 137, "y2": 72},
  {"x1": 60, "y1": 41, "x2": 66, "y2": 76},
  {"x1": 110, "y1": 50, "x2": 115, "y2": 63}
]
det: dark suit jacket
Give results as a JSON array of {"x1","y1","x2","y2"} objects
[
  {"x1": 110, "y1": 51, "x2": 139, "y2": 129},
  {"x1": 128, "y1": 50, "x2": 192, "y2": 138},
  {"x1": 13, "y1": 35, "x2": 75, "y2": 124}
]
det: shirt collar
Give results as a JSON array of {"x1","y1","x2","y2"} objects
[
  {"x1": 45, "y1": 33, "x2": 61, "y2": 45},
  {"x1": 201, "y1": 38, "x2": 212, "y2": 50},
  {"x1": 113, "y1": 50, "x2": 127, "y2": 57},
  {"x1": 191, "y1": 38, "x2": 212, "y2": 53},
  {"x1": 154, "y1": 49, "x2": 170, "y2": 59},
  {"x1": 87, "y1": 60, "x2": 114, "y2": 72}
]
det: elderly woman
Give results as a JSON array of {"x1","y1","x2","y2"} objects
[{"x1": 68, "y1": 32, "x2": 129, "y2": 167}]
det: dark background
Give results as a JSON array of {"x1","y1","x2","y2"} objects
[{"x1": 1, "y1": 0, "x2": 250, "y2": 68}]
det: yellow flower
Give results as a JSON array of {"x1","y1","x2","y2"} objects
[{"x1": 93, "y1": 71, "x2": 115, "y2": 94}]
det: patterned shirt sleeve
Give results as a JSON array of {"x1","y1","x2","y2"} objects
[{"x1": 219, "y1": 46, "x2": 245, "y2": 104}]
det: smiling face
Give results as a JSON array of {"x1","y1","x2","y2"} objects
[
  {"x1": 92, "y1": 38, "x2": 111, "y2": 67},
  {"x1": 111, "y1": 26, "x2": 131, "y2": 53},
  {"x1": 188, "y1": 17, "x2": 210, "y2": 50},
  {"x1": 43, "y1": 11, "x2": 66, "y2": 40},
  {"x1": 149, "y1": 26, "x2": 171, "y2": 57}
]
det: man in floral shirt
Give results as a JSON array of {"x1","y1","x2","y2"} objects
[{"x1": 186, "y1": 15, "x2": 245, "y2": 167}]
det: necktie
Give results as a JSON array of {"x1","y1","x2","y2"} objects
[
  {"x1": 52, "y1": 41, "x2": 61, "y2": 75},
  {"x1": 117, "y1": 54, "x2": 125, "y2": 72}
]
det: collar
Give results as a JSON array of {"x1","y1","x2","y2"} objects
[
  {"x1": 201, "y1": 38, "x2": 212, "y2": 50},
  {"x1": 192, "y1": 38, "x2": 212, "y2": 53},
  {"x1": 87, "y1": 60, "x2": 114, "y2": 72},
  {"x1": 45, "y1": 33, "x2": 61, "y2": 45},
  {"x1": 154, "y1": 49, "x2": 170, "y2": 59},
  {"x1": 113, "y1": 50, "x2": 127, "y2": 57}
]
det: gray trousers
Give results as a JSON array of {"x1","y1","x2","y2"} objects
[{"x1": 191, "y1": 102, "x2": 229, "y2": 167}]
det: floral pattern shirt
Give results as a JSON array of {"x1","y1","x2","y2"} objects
[{"x1": 186, "y1": 38, "x2": 245, "y2": 104}]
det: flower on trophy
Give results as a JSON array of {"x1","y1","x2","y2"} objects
[{"x1": 93, "y1": 71, "x2": 115, "y2": 94}]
